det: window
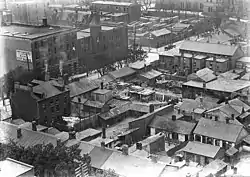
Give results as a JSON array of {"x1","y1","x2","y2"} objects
[
  {"x1": 44, "y1": 116, "x2": 48, "y2": 124},
  {"x1": 56, "y1": 105, "x2": 59, "y2": 112},
  {"x1": 50, "y1": 99, "x2": 53, "y2": 104},
  {"x1": 54, "y1": 47, "x2": 57, "y2": 53},
  {"x1": 51, "y1": 107, "x2": 54, "y2": 113},
  {"x1": 116, "y1": 6, "x2": 118, "y2": 10},
  {"x1": 42, "y1": 104, "x2": 46, "y2": 110}
]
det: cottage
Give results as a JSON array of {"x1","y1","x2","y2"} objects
[
  {"x1": 149, "y1": 115, "x2": 196, "y2": 143},
  {"x1": 179, "y1": 141, "x2": 225, "y2": 166},
  {"x1": 193, "y1": 118, "x2": 249, "y2": 150}
]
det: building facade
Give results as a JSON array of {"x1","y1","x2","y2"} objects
[
  {"x1": 76, "y1": 12, "x2": 128, "y2": 72},
  {"x1": 91, "y1": 1, "x2": 141, "y2": 22},
  {"x1": 1, "y1": 20, "x2": 78, "y2": 77},
  {"x1": 11, "y1": 79, "x2": 71, "y2": 126}
]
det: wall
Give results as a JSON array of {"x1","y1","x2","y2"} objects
[
  {"x1": 129, "y1": 105, "x2": 174, "y2": 141},
  {"x1": 1, "y1": 36, "x2": 32, "y2": 72},
  {"x1": 149, "y1": 135, "x2": 165, "y2": 154},
  {"x1": 20, "y1": 168, "x2": 35, "y2": 177}
]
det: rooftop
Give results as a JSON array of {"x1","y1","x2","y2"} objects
[
  {"x1": 92, "y1": 1, "x2": 133, "y2": 6},
  {"x1": 140, "y1": 69, "x2": 162, "y2": 80},
  {"x1": 77, "y1": 31, "x2": 91, "y2": 39},
  {"x1": 180, "y1": 141, "x2": 221, "y2": 158},
  {"x1": 0, "y1": 23, "x2": 74, "y2": 39},
  {"x1": 183, "y1": 78, "x2": 250, "y2": 93},
  {"x1": 109, "y1": 67, "x2": 136, "y2": 79},
  {"x1": 76, "y1": 128, "x2": 102, "y2": 141},
  {"x1": 93, "y1": 88, "x2": 112, "y2": 95},
  {"x1": 151, "y1": 28, "x2": 171, "y2": 37},
  {"x1": 89, "y1": 137, "x2": 116, "y2": 146},
  {"x1": 218, "y1": 70, "x2": 241, "y2": 80},
  {"x1": 193, "y1": 118, "x2": 248, "y2": 143},
  {"x1": 19, "y1": 122, "x2": 48, "y2": 132},
  {"x1": 149, "y1": 116, "x2": 196, "y2": 135},
  {"x1": 140, "y1": 133, "x2": 165, "y2": 147},
  {"x1": 0, "y1": 121, "x2": 58, "y2": 148},
  {"x1": 195, "y1": 68, "x2": 217, "y2": 82},
  {"x1": 0, "y1": 158, "x2": 34, "y2": 177},
  {"x1": 180, "y1": 40, "x2": 238, "y2": 56}
]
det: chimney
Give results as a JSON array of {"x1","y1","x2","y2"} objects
[
  {"x1": 101, "y1": 82, "x2": 104, "y2": 89},
  {"x1": 45, "y1": 72, "x2": 50, "y2": 81},
  {"x1": 172, "y1": 115, "x2": 177, "y2": 121},
  {"x1": 242, "y1": 107, "x2": 245, "y2": 114},
  {"x1": 225, "y1": 97, "x2": 229, "y2": 104},
  {"x1": 63, "y1": 74, "x2": 69, "y2": 85},
  {"x1": 102, "y1": 127, "x2": 106, "y2": 139},
  {"x1": 17, "y1": 128, "x2": 22, "y2": 138},
  {"x1": 27, "y1": 83, "x2": 33, "y2": 92},
  {"x1": 136, "y1": 142, "x2": 142, "y2": 150},
  {"x1": 42, "y1": 17, "x2": 48, "y2": 26},
  {"x1": 226, "y1": 118, "x2": 230, "y2": 124},
  {"x1": 57, "y1": 138, "x2": 61, "y2": 145},
  {"x1": 178, "y1": 109, "x2": 181, "y2": 114},
  {"x1": 215, "y1": 115, "x2": 219, "y2": 121},
  {"x1": 14, "y1": 82, "x2": 20, "y2": 92},
  {"x1": 32, "y1": 121, "x2": 37, "y2": 131},
  {"x1": 122, "y1": 144, "x2": 128, "y2": 155},
  {"x1": 200, "y1": 96, "x2": 203, "y2": 103},
  {"x1": 203, "y1": 82, "x2": 206, "y2": 89},
  {"x1": 101, "y1": 141, "x2": 105, "y2": 150},
  {"x1": 231, "y1": 114, "x2": 235, "y2": 120},
  {"x1": 69, "y1": 131, "x2": 76, "y2": 140},
  {"x1": 151, "y1": 154, "x2": 157, "y2": 163},
  {"x1": 149, "y1": 104, "x2": 154, "y2": 113}
]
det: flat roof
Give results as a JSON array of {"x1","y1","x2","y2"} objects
[
  {"x1": 76, "y1": 128, "x2": 102, "y2": 141},
  {"x1": 93, "y1": 88, "x2": 111, "y2": 95},
  {"x1": 92, "y1": 1, "x2": 133, "y2": 6},
  {"x1": 0, "y1": 23, "x2": 74, "y2": 39},
  {"x1": 0, "y1": 158, "x2": 33, "y2": 177}
]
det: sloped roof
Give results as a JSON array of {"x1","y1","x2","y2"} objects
[
  {"x1": 89, "y1": 146, "x2": 113, "y2": 169},
  {"x1": 76, "y1": 128, "x2": 102, "y2": 141},
  {"x1": 68, "y1": 79, "x2": 99, "y2": 98},
  {"x1": 140, "y1": 69, "x2": 162, "y2": 80},
  {"x1": 151, "y1": 28, "x2": 171, "y2": 37},
  {"x1": 193, "y1": 118, "x2": 247, "y2": 143},
  {"x1": 196, "y1": 68, "x2": 217, "y2": 82},
  {"x1": 33, "y1": 82, "x2": 62, "y2": 99},
  {"x1": 0, "y1": 121, "x2": 58, "y2": 148},
  {"x1": 109, "y1": 67, "x2": 136, "y2": 79},
  {"x1": 180, "y1": 40, "x2": 238, "y2": 56},
  {"x1": 78, "y1": 141, "x2": 95, "y2": 156},
  {"x1": 19, "y1": 122, "x2": 48, "y2": 132},
  {"x1": 180, "y1": 141, "x2": 221, "y2": 158},
  {"x1": 149, "y1": 115, "x2": 196, "y2": 135}
]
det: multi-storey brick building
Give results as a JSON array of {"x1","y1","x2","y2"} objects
[
  {"x1": 91, "y1": 1, "x2": 141, "y2": 22},
  {"x1": 76, "y1": 12, "x2": 128, "y2": 72},
  {"x1": 1, "y1": 19, "x2": 78, "y2": 77},
  {"x1": 11, "y1": 78, "x2": 70, "y2": 126}
]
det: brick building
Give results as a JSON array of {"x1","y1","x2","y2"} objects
[
  {"x1": 11, "y1": 78, "x2": 70, "y2": 126},
  {"x1": 1, "y1": 20, "x2": 78, "y2": 77},
  {"x1": 91, "y1": 1, "x2": 141, "y2": 22},
  {"x1": 76, "y1": 12, "x2": 128, "y2": 72}
]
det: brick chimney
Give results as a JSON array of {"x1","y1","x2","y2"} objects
[
  {"x1": 101, "y1": 82, "x2": 104, "y2": 89},
  {"x1": 45, "y1": 72, "x2": 50, "y2": 82},
  {"x1": 242, "y1": 107, "x2": 245, "y2": 114},
  {"x1": 149, "y1": 104, "x2": 154, "y2": 113},
  {"x1": 102, "y1": 127, "x2": 106, "y2": 139},
  {"x1": 69, "y1": 131, "x2": 76, "y2": 140},
  {"x1": 231, "y1": 114, "x2": 235, "y2": 120},
  {"x1": 136, "y1": 142, "x2": 142, "y2": 150},
  {"x1": 32, "y1": 121, "x2": 37, "y2": 131},
  {"x1": 215, "y1": 115, "x2": 219, "y2": 121},
  {"x1": 17, "y1": 127, "x2": 22, "y2": 138},
  {"x1": 101, "y1": 141, "x2": 105, "y2": 150},
  {"x1": 172, "y1": 115, "x2": 176, "y2": 121},
  {"x1": 226, "y1": 118, "x2": 230, "y2": 124},
  {"x1": 122, "y1": 144, "x2": 128, "y2": 155}
]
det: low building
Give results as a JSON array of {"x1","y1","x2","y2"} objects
[
  {"x1": 138, "y1": 69, "x2": 162, "y2": 86},
  {"x1": 76, "y1": 128, "x2": 102, "y2": 141},
  {"x1": 193, "y1": 118, "x2": 249, "y2": 150},
  {"x1": 187, "y1": 68, "x2": 217, "y2": 83},
  {"x1": 179, "y1": 141, "x2": 225, "y2": 166},
  {"x1": 149, "y1": 115, "x2": 196, "y2": 143},
  {"x1": 11, "y1": 79, "x2": 71, "y2": 126},
  {"x1": 205, "y1": 57, "x2": 230, "y2": 74},
  {"x1": 0, "y1": 158, "x2": 35, "y2": 177},
  {"x1": 108, "y1": 67, "x2": 136, "y2": 82}
]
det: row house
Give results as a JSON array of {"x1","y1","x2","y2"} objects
[
  {"x1": 179, "y1": 40, "x2": 244, "y2": 75},
  {"x1": 193, "y1": 118, "x2": 249, "y2": 150}
]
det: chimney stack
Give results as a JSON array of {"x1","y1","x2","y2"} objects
[
  {"x1": 101, "y1": 141, "x2": 105, "y2": 150},
  {"x1": 102, "y1": 127, "x2": 106, "y2": 139},
  {"x1": 14, "y1": 82, "x2": 20, "y2": 92},
  {"x1": 42, "y1": 17, "x2": 48, "y2": 26},
  {"x1": 27, "y1": 83, "x2": 33, "y2": 92},
  {"x1": 78, "y1": 97, "x2": 81, "y2": 103},
  {"x1": 32, "y1": 121, "x2": 37, "y2": 131},
  {"x1": 226, "y1": 118, "x2": 230, "y2": 124},
  {"x1": 225, "y1": 97, "x2": 229, "y2": 104},
  {"x1": 136, "y1": 142, "x2": 142, "y2": 150},
  {"x1": 122, "y1": 144, "x2": 128, "y2": 155},
  {"x1": 172, "y1": 115, "x2": 176, "y2": 121},
  {"x1": 149, "y1": 104, "x2": 154, "y2": 113},
  {"x1": 45, "y1": 72, "x2": 50, "y2": 81},
  {"x1": 242, "y1": 107, "x2": 245, "y2": 114},
  {"x1": 63, "y1": 74, "x2": 69, "y2": 85},
  {"x1": 231, "y1": 114, "x2": 235, "y2": 120},
  {"x1": 17, "y1": 128, "x2": 22, "y2": 138},
  {"x1": 203, "y1": 82, "x2": 206, "y2": 89},
  {"x1": 215, "y1": 115, "x2": 218, "y2": 121},
  {"x1": 101, "y1": 82, "x2": 104, "y2": 89},
  {"x1": 151, "y1": 154, "x2": 157, "y2": 163},
  {"x1": 69, "y1": 131, "x2": 76, "y2": 140},
  {"x1": 200, "y1": 96, "x2": 203, "y2": 103},
  {"x1": 178, "y1": 109, "x2": 181, "y2": 114}
]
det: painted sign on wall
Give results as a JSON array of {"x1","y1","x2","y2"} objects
[{"x1": 16, "y1": 50, "x2": 32, "y2": 63}]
